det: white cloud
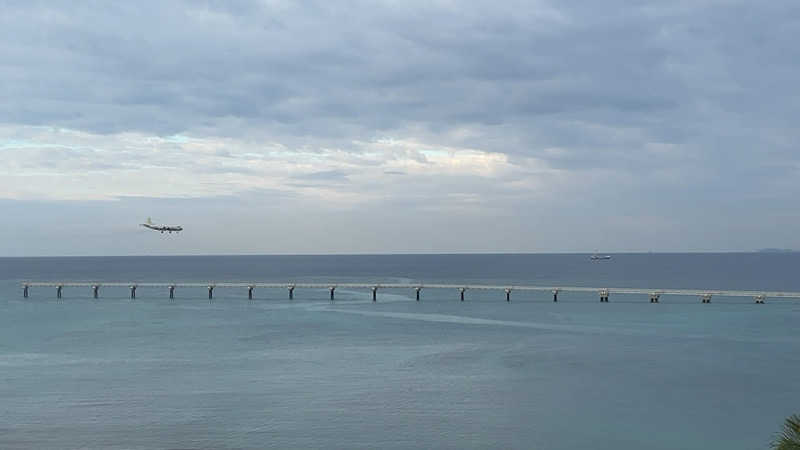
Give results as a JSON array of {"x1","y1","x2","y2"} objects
[{"x1": 0, "y1": 126, "x2": 558, "y2": 206}]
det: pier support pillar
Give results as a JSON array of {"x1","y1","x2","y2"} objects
[
  {"x1": 169, "y1": 285, "x2": 175, "y2": 300},
  {"x1": 415, "y1": 287, "x2": 421, "y2": 301},
  {"x1": 288, "y1": 286, "x2": 295, "y2": 300},
  {"x1": 460, "y1": 288, "x2": 465, "y2": 302},
  {"x1": 248, "y1": 285, "x2": 254, "y2": 301},
  {"x1": 372, "y1": 287, "x2": 377, "y2": 302},
  {"x1": 701, "y1": 294, "x2": 712, "y2": 304},
  {"x1": 129, "y1": 285, "x2": 136, "y2": 299},
  {"x1": 92, "y1": 285, "x2": 99, "y2": 299},
  {"x1": 650, "y1": 293, "x2": 660, "y2": 303},
  {"x1": 599, "y1": 289, "x2": 609, "y2": 302},
  {"x1": 208, "y1": 285, "x2": 214, "y2": 301},
  {"x1": 505, "y1": 288, "x2": 511, "y2": 302},
  {"x1": 754, "y1": 295, "x2": 766, "y2": 304},
  {"x1": 57, "y1": 285, "x2": 62, "y2": 299},
  {"x1": 553, "y1": 289, "x2": 559, "y2": 302},
  {"x1": 329, "y1": 286, "x2": 336, "y2": 301},
  {"x1": 23, "y1": 284, "x2": 29, "y2": 298}
]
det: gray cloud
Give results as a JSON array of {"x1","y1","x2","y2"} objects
[
  {"x1": 1, "y1": 1, "x2": 792, "y2": 139},
  {"x1": 1, "y1": 0, "x2": 800, "y2": 253}
]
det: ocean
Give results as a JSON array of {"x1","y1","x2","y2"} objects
[{"x1": 1, "y1": 253, "x2": 798, "y2": 449}]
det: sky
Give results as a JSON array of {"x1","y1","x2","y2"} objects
[{"x1": 1, "y1": 0, "x2": 799, "y2": 256}]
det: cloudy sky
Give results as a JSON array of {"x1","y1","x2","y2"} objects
[{"x1": 1, "y1": 0, "x2": 799, "y2": 255}]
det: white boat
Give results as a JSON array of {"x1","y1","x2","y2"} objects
[{"x1": 590, "y1": 252, "x2": 611, "y2": 260}]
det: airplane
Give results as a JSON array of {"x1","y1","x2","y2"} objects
[{"x1": 140, "y1": 217, "x2": 183, "y2": 234}]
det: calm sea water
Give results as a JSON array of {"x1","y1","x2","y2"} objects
[{"x1": 1, "y1": 253, "x2": 798, "y2": 449}]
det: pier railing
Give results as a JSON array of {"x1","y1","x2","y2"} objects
[{"x1": 20, "y1": 281, "x2": 800, "y2": 303}]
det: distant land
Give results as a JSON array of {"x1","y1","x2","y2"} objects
[{"x1": 756, "y1": 248, "x2": 797, "y2": 253}]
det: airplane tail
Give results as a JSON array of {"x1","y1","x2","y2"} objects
[{"x1": 146, "y1": 217, "x2": 153, "y2": 225}]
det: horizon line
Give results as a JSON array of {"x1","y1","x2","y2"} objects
[{"x1": 0, "y1": 250, "x2": 796, "y2": 258}]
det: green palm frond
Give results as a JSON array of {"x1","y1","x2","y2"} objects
[{"x1": 772, "y1": 414, "x2": 800, "y2": 450}]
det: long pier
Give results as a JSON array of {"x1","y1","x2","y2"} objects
[{"x1": 20, "y1": 281, "x2": 800, "y2": 303}]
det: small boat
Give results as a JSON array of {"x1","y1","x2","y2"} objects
[{"x1": 590, "y1": 252, "x2": 611, "y2": 261}]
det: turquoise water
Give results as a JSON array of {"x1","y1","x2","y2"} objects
[{"x1": 1, "y1": 254, "x2": 798, "y2": 449}]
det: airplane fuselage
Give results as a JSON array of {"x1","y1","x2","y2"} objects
[{"x1": 141, "y1": 223, "x2": 183, "y2": 233}]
